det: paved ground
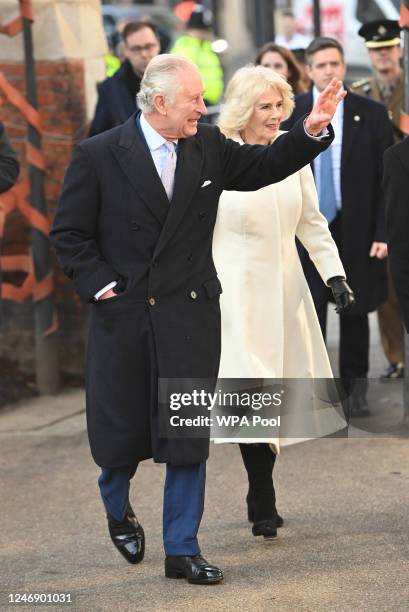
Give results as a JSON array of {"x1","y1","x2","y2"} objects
[{"x1": 1, "y1": 311, "x2": 408, "y2": 612}]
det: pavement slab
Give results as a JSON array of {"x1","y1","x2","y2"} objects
[{"x1": 1, "y1": 420, "x2": 409, "y2": 611}]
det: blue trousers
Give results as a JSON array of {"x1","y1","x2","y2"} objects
[{"x1": 98, "y1": 462, "x2": 206, "y2": 556}]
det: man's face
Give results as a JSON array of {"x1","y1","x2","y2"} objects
[
  {"x1": 307, "y1": 47, "x2": 346, "y2": 92},
  {"x1": 162, "y1": 67, "x2": 207, "y2": 139},
  {"x1": 368, "y1": 45, "x2": 402, "y2": 76},
  {"x1": 123, "y1": 27, "x2": 160, "y2": 77}
]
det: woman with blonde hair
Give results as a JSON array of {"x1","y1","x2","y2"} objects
[{"x1": 213, "y1": 65, "x2": 353, "y2": 539}]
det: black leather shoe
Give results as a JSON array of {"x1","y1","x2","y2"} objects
[
  {"x1": 350, "y1": 395, "x2": 370, "y2": 418},
  {"x1": 247, "y1": 493, "x2": 284, "y2": 528},
  {"x1": 252, "y1": 518, "x2": 277, "y2": 539},
  {"x1": 380, "y1": 362, "x2": 404, "y2": 381},
  {"x1": 107, "y1": 503, "x2": 145, "y2": 564},
  {"x1": 165, "y1": 554, "x2": 223, "y2": 584}
]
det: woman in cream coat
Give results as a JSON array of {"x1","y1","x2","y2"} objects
[{"x1": 212, "y1": 65, "x2": 349, "y2": 540}]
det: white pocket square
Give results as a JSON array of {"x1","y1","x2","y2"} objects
[{"x1": 201, "y1": 180, "x2": 212, "y2": 188}]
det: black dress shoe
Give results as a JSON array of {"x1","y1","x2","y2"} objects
[
  {"x1": 350, "y1": 395, "x2": 370, "y2": 418},
  {"x1": 165, "y1": 554, "x2": 223, "y2": 584},
  {"x1": 107, "y1": 503, "x2": 145, "y2": 565},
  {"x1": 246, "y1": 492, "x2": 284, "y2": 528},
  {"x1": 380, "y1": 362, "x2": 404, "y2": 381}
]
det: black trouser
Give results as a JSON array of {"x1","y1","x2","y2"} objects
[
  {"x1": 239, "y1": 443, "x2": 276, "y2": 522},
  {"x1": 300, "y1": 214, "x2": 369, "y2": 397}
]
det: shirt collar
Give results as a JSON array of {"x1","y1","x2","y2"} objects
[{"x1": 140, "y1": 113, "x2": 178, "y2": 152}]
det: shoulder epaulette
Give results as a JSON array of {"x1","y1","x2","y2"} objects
[{"x1": 350, "y1": 78, "x2": 371, "y2": 90}]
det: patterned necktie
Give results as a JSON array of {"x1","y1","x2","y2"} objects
[
  {"x1": 319, "y1": 145, "x2": 337, "y2": 224},
  {"x1": 161, "y1": 141, "x2": 177, "y2": 201}
]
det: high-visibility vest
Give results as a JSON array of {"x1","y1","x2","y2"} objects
[
  {"x1": 171, "y1": 35, "x2": 224, "y2": 105},
  {"x1": 105, "y1": 53, "x2": 121, "y2": 78}
]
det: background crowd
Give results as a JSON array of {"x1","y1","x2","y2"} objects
[{"x1": 87, "y1": 2, "x2": 408, "y2": 402}]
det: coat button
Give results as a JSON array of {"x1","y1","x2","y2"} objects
[
  {"x1": 190, "y1": 290, "x2": 197, "y2": 300},
  {"x1": 199, "y1": 211, "x2": 206, "y2": 220},
  {"x1": 131, "y1": 221, "x2": 140, "y2": 230},
  {"x1": 152, "y1": 259, "x2": 158, "y2": 267},
  {"x1": 148, "y1": 297, "x2": 156, "y2": 306}
]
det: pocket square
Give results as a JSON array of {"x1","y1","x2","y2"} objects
[{"x1": 201, "y1": 180, "x2": 212, "y2": 188}]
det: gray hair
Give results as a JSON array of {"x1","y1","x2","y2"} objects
[{"x1": 137, "y1": 54, "x2": 198, "y2": 113}]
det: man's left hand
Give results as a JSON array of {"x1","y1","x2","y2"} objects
[
  {"x1": 369, "y1": 242, "x2": 388, "y2": 259},
  {"x1": 305, "y1": 78, "x2": 347, "y2": 136}
]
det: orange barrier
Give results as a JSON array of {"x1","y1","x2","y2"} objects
[
  {"x1": 0, "y1": 73, "x2": 43, "y2": 132},
  {"x1": 0, "y1": 179, "x2": 53, "y2": 305},
  {"x1": 0, "y1": 0, "x2": 58, "y2": 329},
  {"x1": 0, "y1": 17, "x2": 23, "y2": 37},
  {"x1": 0, "y1": 0, "x2": 32, "y2": 35},
  {"x1": 400, "y1": 4, "x2": 409, "y2": 28}
]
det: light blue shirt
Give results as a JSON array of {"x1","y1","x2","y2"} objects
[
  {"x1": 313, "y1": 86, "x2": 343, "y2": 210},
  {"x1": 139, "y1": 113, "x2": 178, "y2": 179}
]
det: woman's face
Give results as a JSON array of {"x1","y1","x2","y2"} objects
[
  {"x1": 259, "y1": 51, "x2": 289, "y2": 79},
  {"x1": 243, "y1": 88, "x2": 284, "y2": 145}
]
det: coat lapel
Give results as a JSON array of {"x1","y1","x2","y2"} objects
[
  {"x1": 109, "y1": 114, "x2": 169, "y2": 226},
  {"x1": 154, "y1": 133, "x2": 204, "y2": 257},
  {"x1": 341, "y1": 94, "x2": 361, "y2": 175}
]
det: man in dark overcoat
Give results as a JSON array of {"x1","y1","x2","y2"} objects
[
  {"x1": 384, "y1": 137, "x2": 409, "y2": 332},
  {"x1": 51, "y1": 54, "x2": 344, "y2": 584},
  {"x1": 282, "y1": 37, "x2": 393, "y2": 417},
  {"x1": 89, "y1": 21, "x2": 160, "y2": 136}
]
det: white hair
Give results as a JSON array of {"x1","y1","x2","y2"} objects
[{"x1": 137, "y1": 54, "x2": 198, "y2": 113}]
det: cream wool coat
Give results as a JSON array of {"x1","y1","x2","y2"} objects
[{"x1": 212, "y1": 133, "x2": 347, "y2": 447}]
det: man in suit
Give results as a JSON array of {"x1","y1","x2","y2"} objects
[
  {"x1": 51, "y1": 54, "x2": 345, "y2": 583},
  {"x1": 89, "y1": 20, "x2": 160, "y2": 136},
  {"x1": 352, "y1": 20, "x2": 405, "y2": 380},
  {"x1": 282, "y1": 37, "x2": 393, "y2": 417},
  {"x1": 384, "y1": 137, "x2": 409, "y2": 332}
]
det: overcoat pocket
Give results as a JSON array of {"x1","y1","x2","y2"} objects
[{"x1": 202, "y1": 277, "x2": 223, "y2": 299}]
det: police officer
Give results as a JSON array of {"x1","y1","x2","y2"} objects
[
  {"x1": 171, "y1": 4, "x2": 224, "y2": 107},
  {"x1": 352, "y1": 19, "x2": 404, "y2": 381}
]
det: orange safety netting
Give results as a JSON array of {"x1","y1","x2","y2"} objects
[
  {"x1": 0, "y1": 0, "x2": 32, "y2": 35},
  {"x1": 400, "y1": 3, "x2": 409, "y2": 29},
  {"x1": 0, "y1": 0, "x2": 56, "y2": 330}
]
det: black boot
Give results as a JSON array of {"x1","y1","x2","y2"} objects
[
  {"x1": 239, "y1": 443, "x2": 283, "y2": 539},
  {"x1": 246, "y1": 491, "x2": 284, "y2": 528}
]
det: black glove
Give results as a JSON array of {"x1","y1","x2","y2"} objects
[{"x1": 327, "y1": 276, "x2": 355, "y2": 314}]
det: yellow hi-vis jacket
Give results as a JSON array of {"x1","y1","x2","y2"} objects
[{"x1": 171, "y1": 35, "x2": 224, "y2": 105}]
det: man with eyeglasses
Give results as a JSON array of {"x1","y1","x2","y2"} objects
[{"x1": 89, "y1": 21, "x2": 160, "y2": 136}]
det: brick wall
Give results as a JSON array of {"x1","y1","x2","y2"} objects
[{"x1": 0, "y1": 59, "x2": 90, "y2": 375}]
